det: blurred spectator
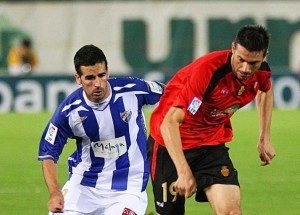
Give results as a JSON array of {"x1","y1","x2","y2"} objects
[{"x1": 7, "y1": 38, "x2": 38, "y2": 76}]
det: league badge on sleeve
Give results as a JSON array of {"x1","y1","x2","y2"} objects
[
  {"x1": 145, "y1": 81, "x2": 163, "y2": 94},
  {"x1": 45, "y1": 122, "x2": 58, "y2": 145},
  {"x1": 187, "y1": 97, "x2": 202, "y2": 115}
]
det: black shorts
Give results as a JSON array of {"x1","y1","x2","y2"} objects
[{"x1": 147, "y1": 135, "x2": 239, "y2": 215}]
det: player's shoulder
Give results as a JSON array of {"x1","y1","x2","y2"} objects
[
  {"x1": 192, "y1": 50, "x2": 231, "y2": 71},
  {"x1": 109, "y1": 76, "x2": 147, "y2": 85},
  {"x1": 108, "y1": 77, "x2": 163, "y2": 92},
  {"x1": 258, "y1": 61, "x2": 272, "y2": 73},
  {"x1": 198, "y1": 50, "x2": 230, "y2": 62},
  {"x1": 56, "y1": 87, "x2": 84, "y2": 113}
]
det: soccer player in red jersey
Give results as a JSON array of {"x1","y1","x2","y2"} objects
[{"x1": 148, "y1": 25, "x2": 276, "y2": 215}]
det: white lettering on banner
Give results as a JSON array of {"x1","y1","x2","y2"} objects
[
  {"x1": 15, "y1": 81, "x2": 43, "y2": 112},
  {"x1": 0, "y1": 79, "x2": 77, "y2": 113},
  {"x1": 274, "y1": 77, "x2": 300, "y2": 108},
  {"x1": 0, "y1": 82, "x2": 13, "y2": 112},
  {"x1": 92, "y1": 136, "x2": 127, "y2": 158},
  {"x1": 47, "y1": 81, "x2": 79, "y2": 112},
  {"x1": 0, "y1": 76, "x2": 299, "y2": 112}
]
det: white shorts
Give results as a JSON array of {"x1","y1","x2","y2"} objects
[{"x1": 49, "y1": 177, "x2": 148, "y2": 215}]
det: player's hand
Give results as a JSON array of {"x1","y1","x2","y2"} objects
[
  {"x1": 174, "y1": 167, "x2": 197, "y2": 198},
  {"x1": 48, "y1": 192, "x2": 64, "y2": 213},
  {"x1": 257, "y1": 140, "x2": 276, "y2": 166}
]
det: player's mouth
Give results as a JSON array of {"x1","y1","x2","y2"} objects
[
  {"x1": 237, "y1": 71, "x2": 250, "y2": 80},
  {"x1": 93, "y1": 90, "x2": 103, "y2": 97}
]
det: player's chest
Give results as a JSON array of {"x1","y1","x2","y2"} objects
[
  {"x1": 204, "y1": 77, "x2": 259, "y2": 108},
  {"x1": 71, "y1": 102, "x2": 138, "y2": 139}
]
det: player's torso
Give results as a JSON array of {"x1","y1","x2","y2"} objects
[
  {"x1": 69, "y1": 90, "x2": 145, "y2": 160},
  {"x1": 66, "y1": 86, "x2": 148, "y2": 190},
  {"x1": 199, "y1": 72, "x2": 260, "y2": 123}
]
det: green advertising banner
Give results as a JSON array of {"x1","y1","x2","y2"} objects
[{"x1": 0, "y1": 74, "x2": 299, "y2": 113}]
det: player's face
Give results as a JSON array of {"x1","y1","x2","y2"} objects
[
  {"x1": 231, "y1": 43, "x2": 265, "y2": 81},
  {"x1": 75, "y1": 62, "x2": 110, "y2": 103}
]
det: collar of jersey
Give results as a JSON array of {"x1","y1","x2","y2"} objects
[{"x1": 82, "y1": 84, "x2": 112, "y2": 111}]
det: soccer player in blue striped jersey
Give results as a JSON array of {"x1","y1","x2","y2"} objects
[{"x1": 38, "y1": 44, "x2": 164, "y2": 215}]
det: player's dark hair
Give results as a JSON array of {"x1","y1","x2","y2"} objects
[
  {"x1": 234, "y1": 25, "x2": 270, "y2": 56},
  {"x1": 74, "y1": 44, "x2": 108, "y2": 75}
]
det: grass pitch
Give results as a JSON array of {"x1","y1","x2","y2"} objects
[{"x1": 0, "y1": 109, "x2": 299, "y2": 215}]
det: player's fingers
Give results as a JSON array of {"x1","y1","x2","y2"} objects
[
  {"x1": 48, "y1": 199, "x2": 64, "y2": 213},
  {"x1": 267, "y1": 151, "x2": 276, "y2": 160},
  {"x1": 188, "y1": 189, "x2": 197, "y2": 198},
  {"x1": 259, "y1": 153, "x2": 270, "y2": 165},
  {"x1": 174, "y1": 182, "x2": 184, "y2": 196},
  {"x1": 260, "y1": 161, "x2": 269, "y2": 166},
  {"x1": 53, "y1": 209, "x2": 63, "y2": 213},
  {"x1": 260, "y1": 151, "x2": 276, "y2": 166},
  {"x1": 184, "y1": 185, "x2": 197, "y2": 198}
]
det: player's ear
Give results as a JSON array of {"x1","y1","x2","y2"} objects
[
  {"x1": 231, "y1": 42, "x2": 236, "y2": 53},
  {"x1": 75, "y1": 74, "x2": 82, "y2": 85},
  {"x1": 263, "y1": 50, "x2": 269, "y2": 61},
  {"x1": 107, "y1": 68, "x2": 110, "y2": 78}
]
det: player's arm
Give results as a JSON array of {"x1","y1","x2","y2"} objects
[
  {"x1": 160, "y1": 106, "x2": 197, "y2": 198},
  {"x1": 255, "y1": 85, "x2": 276, "y2": 166},
  {"x1": 42, "y1": 159, "x2": 64, "y2": 212}
]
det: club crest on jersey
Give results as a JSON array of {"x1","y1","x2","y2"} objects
[
  {"x1": 237, "y1": 85, "x2": 246, "y2": 96},
  {"x1": 45, "y1": 122, "x2": 58, "y2": 145},
  {"x1": 221, "y1": 166, "x2": 230, "y2": 177},
  {"x1": 120, "y1": 110, "x2": 132, "y2": 123},
  {"x1": 187, "y1": 97, "x2": 202, "y2": 115}
]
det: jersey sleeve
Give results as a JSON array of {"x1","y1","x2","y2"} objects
[
  {"x1": 37, "y1": 108, "x2": 70, "y2": 163},
  {"x1": 258, "y1": 62, "x2": 272, "y2": 92},
  {"x1": 129, "y1": 77, "x2": 164, "y2": 105},
  {"x1": 173, "y1": 61, "x2": 214, "y2": 115},
  {"x1": 143, "y1": 80, "x2": 164, "y2": 104}
]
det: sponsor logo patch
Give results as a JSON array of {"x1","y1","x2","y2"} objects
[
  {"x1": 74, "y1": 116, "x2": 88, "y2": 125},
  {"x1": 146, "y1": 81, "x2": 163, "y2": 94},
  {"x1": 45, "y1": 123, "x2": 58, "y2": 145},
  {"x1": 92, "y1": 136, "x2": 127, "y2": 158},
  {"x1": 187, "y1": 97, "x2": 202, "y2": 115}
]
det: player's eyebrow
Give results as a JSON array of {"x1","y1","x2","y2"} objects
[
  {"x1": 84, "y1": 71, "x2": 107, "y2": 80},
  {"x1": 238, "y1": 55, "x2": 260, "y2": 65}
]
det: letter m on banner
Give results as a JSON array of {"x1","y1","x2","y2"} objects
[{"x1": 122, "y1": 19, "x2": 194, "y2": 80}]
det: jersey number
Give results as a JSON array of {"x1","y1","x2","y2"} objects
[{"x1": 162, "y1": 182, "x2": 177, "y2": 202}]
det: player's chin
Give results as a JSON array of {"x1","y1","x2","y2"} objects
[
  {"x1": 92, "y1": 93, "x2": 104, "y2": 101},
  {"x1": 237, "y1": 74, "x2": 249, "y2": 81}
]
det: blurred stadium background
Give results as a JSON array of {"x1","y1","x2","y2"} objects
[
  {"x1": 0, "y1": 0, "x2": 300, "y2": 112},
  {"x1": 0, "y1": 0, "x2": 299, "y2": 214}
]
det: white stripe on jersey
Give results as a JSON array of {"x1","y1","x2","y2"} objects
[
  {"x1": 123, "y1": 93, "x2": 145, "y2": 190},
  {"x1": 94, "y1": 106, "x2": 116, "y2": 188},
  {"x1": 68, "y1": 106, "x2": 91, "y2": 178},
  {"x1": 114, "y1": 91, "x2": 148, "y2": 102}
]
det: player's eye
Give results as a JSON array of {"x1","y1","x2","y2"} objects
[{"x1": 85, "y1": 75, "x2": 96, "y2": 80}]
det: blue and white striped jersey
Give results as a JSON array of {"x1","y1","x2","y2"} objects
[{"x1": 38, "y1": 77, "x2": 164, "y2": 192}]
